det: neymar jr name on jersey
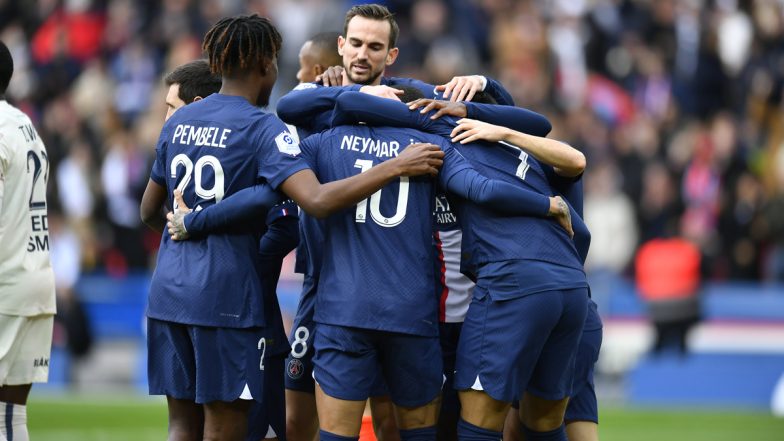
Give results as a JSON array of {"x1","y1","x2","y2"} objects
[
  {"x1": 172, "y1": 124, "x2": 232, "y2": 149},
  {"x1": 339, "y1": 134, "x2": 401, "y2": 159}
]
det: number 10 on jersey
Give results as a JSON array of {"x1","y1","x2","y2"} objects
[{"x1": 353, "y1": 159, "x2": 409, "y2": 227}]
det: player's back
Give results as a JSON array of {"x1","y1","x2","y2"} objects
[
  {"x1": 451, "y1": 141, "x2": 585, "y2": 290},
  {"x1": 0, "y1": 100, "x2": 55, "y2": 316},
  {"x1": 300, "y1": 126, "x2": 444, "y2": 337},
  {"x1": 147, "y1": 94, "x2": 301, "y2": 328}
]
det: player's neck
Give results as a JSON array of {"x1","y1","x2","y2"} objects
[{"x1": 218, "y1": 82, "x2": 259, "y2": 106}]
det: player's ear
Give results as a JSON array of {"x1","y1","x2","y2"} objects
[
  {"x1": 313, "y1": 64, "x2": 325, "y2": 77},
  {"x1": 192, "y1": 96, "x2": 203, "y2": 102},
  {"x1": 337, "y1": 36, "x2": 346, "y2": 56},
  {"x1": 385, "y1": 47, "x2": 399, "y2": 66}
]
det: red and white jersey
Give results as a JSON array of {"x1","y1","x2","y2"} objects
[
  {"x1": 434, "y1": 195, "x2": 474, "y2": 323},
  {"x1": 0, "y1": 100, "x2": 55, "y2": 316}
]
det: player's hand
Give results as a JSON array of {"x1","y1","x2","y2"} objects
[
  {"x1": 436, "y1": 75, "x2": 485, "y2": 102},
  {"x1": 451, "y1": 118, "x2": 509, "y2": 144},
  {"x1": 548, "y1": 196, "x2": 574, "y2": 239},
  {"x1": 359, "y1": 85, "x2": 404, "y2": 101},
  {"x1": 166, "y1": 189, "x2": 192, "y2": 241},
  {"x1": 393, "y1": 142, "x2": 445, "y2": 177},
  {"x1": 407, "y1": 99, "x2": 467, "y2": 119},
  {"x1": 316, "y1": 66, "x2": 347, "y2": 86}
]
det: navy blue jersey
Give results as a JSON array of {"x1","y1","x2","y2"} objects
[
  {"x1": 147, "y1": 94, "x2": 309, "y2": 328},
  {"x1": 298, "y1": 127, "x2": 466, "y2": 336}
]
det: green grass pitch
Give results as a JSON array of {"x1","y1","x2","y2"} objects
[{"x1": 27, "y1": 394, "x2": 784, "y2": 441}]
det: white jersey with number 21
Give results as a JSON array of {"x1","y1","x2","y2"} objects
[{"x1": 0, "y1": 100, "x2": 55, "y2": 316}]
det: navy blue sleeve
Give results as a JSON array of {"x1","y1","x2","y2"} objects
[
  {"x1": 384, "y1": 77, "x2": 438, "y2": 98},
  {"x1": 571, "y1": 207, "x2": 591, "y2": 264},
  {"x1": 332, "y1": 92, "x2": 453, "y2": 138},
  {"x1": 150, "y1": 125, "x2": 171, "y2": 186},
  {"x1": 439, "y1": 142, "x2": 550, "y2": 217},
  {"x1": 184, "y1": 183, "x2": 284, "y2": 235},
  {"x1": 259, "y1": 214, "x2": 300, "y2": 259},
  {"x1": 276, "y1": 83, "x2": 362, "y2": 131},
  {"x1": 483, "y1": 77, "x2": 515, "y2": 106},
  {"x1": 464, "y1": 102, "x2": 551, "y2": 137},
  {"x1": 444, "y1": 168, "x2": 551, "y2": 217}
]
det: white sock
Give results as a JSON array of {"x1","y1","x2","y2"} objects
[{"x1": 0, "y1": 402, "x2": 28, "y2": 441}]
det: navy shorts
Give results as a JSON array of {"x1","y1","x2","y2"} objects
[
  {"x1": 313, "y1": 324, "x2": 442, "y2": 407},
  {"x1": 565, "y1": 304, "x2": 602, "y2": 423},
  {"x1": 247, "y1": 354, "x2": 287, "y2": 441},
  {"x1": 147, "y1": 318, "x2": 266, "y2": 404},
  {"x1": 454, "y1": 287, "x2": 588, "y2": 402}
]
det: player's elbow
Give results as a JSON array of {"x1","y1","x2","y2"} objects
[
  {"x1": 557, "y1": 148, "x2": 586, "y2": 177},
  {"x1": 297, "y1": 196, "x2": 332, "y2": 219},
  {"x1": 572, "y1": 151, "x2": 586, "y2": 174},
  {"x1": 140, "y1": 205, "x2": 158, "y2": 228}
]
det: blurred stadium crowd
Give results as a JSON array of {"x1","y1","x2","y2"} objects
[{"x1": 2, "y1": 0, "x2": 784, "y2": 289}]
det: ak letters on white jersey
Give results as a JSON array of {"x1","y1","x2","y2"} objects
[{"x1": 0, "y1": 100, "x2": 56, "y2": 316}]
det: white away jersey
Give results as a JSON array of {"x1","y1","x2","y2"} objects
[{"x1": 0, "y1": 100, "x2": 56, "y2": 316}]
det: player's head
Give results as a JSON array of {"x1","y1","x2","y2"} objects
[
  {"x1": 202, "y1": 14, "x2": 282, "y2": 107},
  {"x1": 394, "y1": 86, "x2": 424, "y2": 103},
  {"x1": 297, "y1": 32, "x2": 342, "y2": 84},
  {"x1": 163, "y1": 59, "x2": 222, "y2": 120},
  {"x1": 0, "y1": 40, "x2": 13, "y2": 98},
  {"x1": 339, "y1": 4, "x2": 399, "y2": 85}
]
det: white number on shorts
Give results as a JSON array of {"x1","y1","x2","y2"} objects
[
  {"x1": 258, "y1": 337, "x2": 266, "y2": 371},
  {"x1": 290, "y1": 326, "x2": 309, "y2": 358},
  {"x1": 353, "y1": 159, "x2": 409, "y2": 227},
  {"x1": 170, "y1": 153, "x2": 225, "y2": 209}
]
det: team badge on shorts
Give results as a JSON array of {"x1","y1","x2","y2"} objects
[{"x1": 287, "y1": 358, "x2": 304, "y2": 379}]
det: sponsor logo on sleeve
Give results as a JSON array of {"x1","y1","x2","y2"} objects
[{"x1": 275, "y1": 132, "x2": 301, "y2": 155}]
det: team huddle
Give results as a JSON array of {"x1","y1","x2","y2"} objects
[
  {"x1": 145, "y1": 4, "x2": 603, "y2": 441},
  {"x1": 0, "y1": 3, "x2": 602, "y2": 441}
]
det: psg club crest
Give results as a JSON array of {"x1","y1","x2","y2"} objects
[{"x1": 287, "y1": 358, "x2": 304, "y2": 379}]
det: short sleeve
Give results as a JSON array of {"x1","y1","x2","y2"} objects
[
  {"x1": 255, "y1": 116, "x2": 313, "y2": 190},
  {"x1": 0, "y1": 136, "x2": 10, "y2": 179},
  {"x1": 149, "y1": 126, "x2": 169, "y2": 186}
]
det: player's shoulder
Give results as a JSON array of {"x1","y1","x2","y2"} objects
[{"x1": 0, "y1": 101, "x2": 33, "y2": 130}]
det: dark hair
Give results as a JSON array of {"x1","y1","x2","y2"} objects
[
  {"x1": 309, "y1": 32, "x2": 342, "y2": 67},
  {"x1": 0, "y1": 40, "x2": 13, "y2": 96},
  {"x1": 164, "y1": 60, "x2": 221, "y2": 104},
  {"x1": 202, "y1": 14, "x2": 282, "y2": 77},
  {"x1": 343, "y1": 4, "x2": 399, "y2": 49},
  {"x1": 393, "y1": 86, "x2": 424, "y2": 103},
  {"x1": 470, "y1": 91, "x2": 497, "y2": 105}
]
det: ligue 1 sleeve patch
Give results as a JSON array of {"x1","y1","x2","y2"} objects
[{"x1": 275, "y1": 131, "x2": 301, "y2": 155}]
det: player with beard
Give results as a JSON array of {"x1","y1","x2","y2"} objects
[{"x1": 276, "y1": 3, "x2": 515, "y2": 137}]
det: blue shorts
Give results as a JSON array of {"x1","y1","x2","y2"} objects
[
  {"x1": 313, "y1": 324, "x2": 442, "y2": 407},
  {"x1": 454, "y1": 287, "x2": 588, "y2": 402},
  {"x1": 247, "y1": 354, "x2": 287, "y2": 441},
  {"x1": 284, "y1": 275, "x2": 318, "y2": 393},
  {"x1": 565, "y1": 304, "x2": 602, "y2": 423},
  {"x1": 147, "y1": 318, "x2": 267, "y2": 404}
]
